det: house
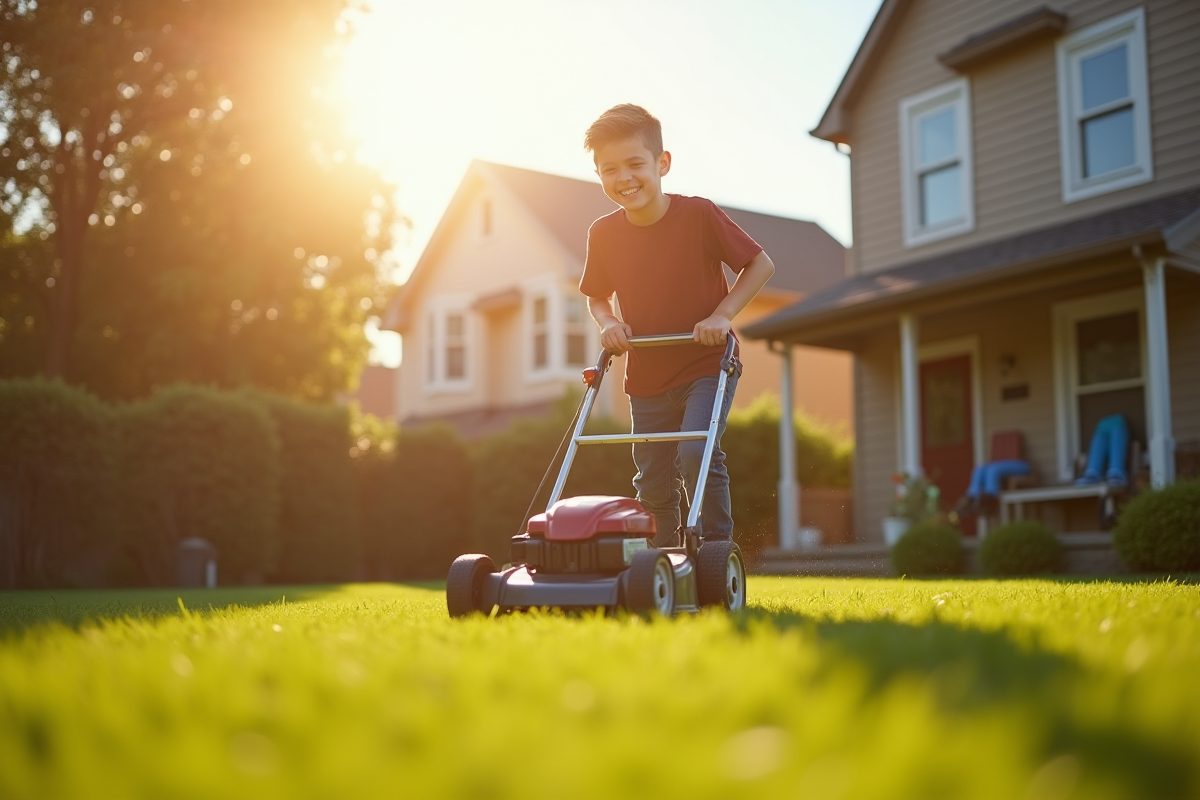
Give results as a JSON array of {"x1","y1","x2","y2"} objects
[
  {"x1": 381, "y1": 161, "x2": 852, "y2": 439},
  {"x1": 745, "y1": 0, "x2": 1200, "y2": 544}
]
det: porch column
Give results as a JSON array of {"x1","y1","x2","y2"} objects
[
  {"x1": 777, "y1": 343, "x2": 799, "y2": 547},
  {"x1": 1142, "y1": 257, "x2": 1175, "y2": 487},
  {"x1": 900, "y1": 314, "x2": 923, "y2": 477}
]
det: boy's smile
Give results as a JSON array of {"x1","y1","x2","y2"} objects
[{"x1": 594, "y1": 137, "x2": 672, "y2": 226}]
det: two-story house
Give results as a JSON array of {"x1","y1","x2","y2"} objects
[
  {"x1": 746, "y1": 0, "x2": 1200, "y2": 543},
  {"x1": 382, "y1": 161, "x2": 852, "y2": 438}
]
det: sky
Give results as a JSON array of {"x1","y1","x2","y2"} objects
[{"x1": 339, "y1": 0, "x2": 884, "y2": 365}]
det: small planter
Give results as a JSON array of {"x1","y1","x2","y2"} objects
[{"x1": 882, "y1": 516, "x2": 911, "y2": 548}]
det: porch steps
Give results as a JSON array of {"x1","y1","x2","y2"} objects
[
  {"x1": 755, "y1": 543, "x2": 893, "y2": 577},
  {"x1": 752, "y1": 532, "x2": 1123, "y2": 578}
]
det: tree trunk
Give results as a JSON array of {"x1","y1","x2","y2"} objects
[{"x1": 44, "y1": 122, "x2": 104, "y2": 380}]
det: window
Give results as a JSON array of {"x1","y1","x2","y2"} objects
[
  {"x1": 1056, "y1": 8, "x2": 1153, "y2": 203},
  {"x1": 445, "y1": 312, "x2": 466, "y2": 380},
  {"x1": 525, "y1": 287, "x2": 595, "y2": 378},
  {"x1": 531, "y1": 295, "x2": 549, "y2": 370},
  {"x1": 899, "y1": 78, "x2": 975, "y2": 248},
  {"x1": 424, "y1": 302, "x2": 471, "y2": 391},
  {"x1": 480, "y1": 198, "x2": 492, "y2": 237},
  {"x1": 1053, "y1": 289, "x2": 1147, "y2": 480},
  {"x1": 564, "y1": 296, "x2": 588, "y2": 366}
]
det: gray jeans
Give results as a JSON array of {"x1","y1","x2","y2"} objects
[{"x1": 630, "y1": 370, "x2": 739, "y2": 546}]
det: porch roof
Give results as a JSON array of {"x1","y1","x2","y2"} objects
[{"x1": 743, "y1": 186, "x2": 1200, "y2": 346}]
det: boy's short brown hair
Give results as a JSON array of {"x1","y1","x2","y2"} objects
[{"x1": 583, "y1": 104, "x2": 663, "y2": 157}]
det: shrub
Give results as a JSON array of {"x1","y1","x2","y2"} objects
[
  {"x1": 0, "y1": 379, "x2": 118, "y2": 588},
  {"x1": 723, "y1": 395, "x2": 853, "y2": 558},
  {"x1": 120, "y1": 385, "x2": 281, "y2": 584},
  {"x1": 891, "y1": 522, "x2": 963, "y2": 577},
  {"x1": 1113, "y1": 480, "x2": 1200, "y2": 572},
  {"x1": 979, "y1": 521, "x2": 1061, "y2": 576},
  {"x1": 389, "y1": 424, "x2": 474, "y2": 579},
  {"x1": 253, "y1": 393, "x2": 360, "y2": 583}
]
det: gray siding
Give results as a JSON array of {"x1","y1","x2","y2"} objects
[{"x1": 848, "y1": 0, "x2": 1200, "y2": 275}]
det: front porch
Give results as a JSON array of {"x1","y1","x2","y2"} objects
[
  {"x1": 755, "y1": 532, "x2": 1124, "y2": 577},
  {"x1": 745, "y1": 187, "x2": 1200, "y2": 549}
]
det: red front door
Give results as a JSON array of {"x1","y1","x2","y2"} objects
[{"x1": 920, "y1": 355, "x2": 974, "y2": 519}]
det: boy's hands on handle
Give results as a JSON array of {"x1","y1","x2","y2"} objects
[
  {"x1": 693, "y1": 314, "x2": 731, "y2": 346},
  {"x1": 599, "y1": 319, "x2": 634, "y2": 354}
]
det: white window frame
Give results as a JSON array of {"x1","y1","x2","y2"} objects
[
  {"x1": 529, "y1": 291, "x2": 552, "y2": 376},
  {"x1": 422, "y1": 296, "x2": 473, "y2": 394},
  {"x1": 523, "y1": 281, "x2": 598, "y2": 382},
  {"x1": 562, "y1": 294, "x2": 591, "y2": 369},
  {"x1": 898, "y1": 78, "x2": 975, "y2": 248},
  {"x1": 1052, "y1": 288, "x2": 1147, "y2": 480},
  {"x1": 1055, "y1": 8, "x2": 1153, "y2": 204}
]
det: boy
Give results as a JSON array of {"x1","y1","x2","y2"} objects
[{"x1": 579, "y1": 104, "x2": 775, "y2": 547}]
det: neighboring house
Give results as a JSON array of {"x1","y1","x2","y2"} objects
[
  {"x1": 745, "y1": 0, "x2": 1200, "y2": 543},
  {"x1": 381, "y1": 161, "x2": 851, "y2": 439}
]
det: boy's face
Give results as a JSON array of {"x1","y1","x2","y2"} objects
[{"x1": 593, "y1": 136, "x2": 671, "y2": 216}]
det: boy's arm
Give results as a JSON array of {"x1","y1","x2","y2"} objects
[
  {"x1": 587, "y1": 294, "x2": 634, "y2": 353},
  {"x1": 693, "y1": 250, "x2": 776, "y2": 346}
]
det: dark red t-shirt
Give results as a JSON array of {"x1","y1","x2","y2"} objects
[{"x1": 580, "y1": 194, "x2": 763, "y2": 397}]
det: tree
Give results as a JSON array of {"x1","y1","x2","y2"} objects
[{"x1": 0, "y1": 0, "x2": 395, "y2": 399}]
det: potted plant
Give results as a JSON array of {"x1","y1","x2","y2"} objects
[{"x1": 883, "y1": 473, "x2": 940, "y2": 547}]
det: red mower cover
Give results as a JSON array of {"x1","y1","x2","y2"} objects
[{"x1": 527, "y1": 496, "x2": 656, "y2": 542}]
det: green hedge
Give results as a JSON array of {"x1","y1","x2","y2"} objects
[
  {"x1": 1113, "y1": 480, "x2": 1200, "y2": 572},
  {"x1": 121, "y1": 386, "x2": 281, "y2": 585},
  {"x1": 254, "y1": 393, "x2": 359, "y2": 583},
  {"x1": 0, "y1": 379, "x2": 856, "y2": 587},
  {"x1": 891, "y1": 522, "x2": 964, "y2": 577},
  {"x1": 0, "y1": 379, "x2": 118, "y2": 588},
  {"x1": 979, "y1": 521, "x2": 1062, "y2": 576}
]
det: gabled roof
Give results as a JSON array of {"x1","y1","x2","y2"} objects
[
  {"x1": 743, "y1": 186, "x2": 1200, "y2": 344},
  {"x1": 383, "y1": 161, "x2": 846, "y2": 331},
  {"x1": 811, "y1": 0, "x2": 909, "y2": 144}
]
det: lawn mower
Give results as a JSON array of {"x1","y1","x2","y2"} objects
[{"x1": 446, "y1": 333, "x2": 747, "y2": 618}]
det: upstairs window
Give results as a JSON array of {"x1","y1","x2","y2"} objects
[
  {"x1": 899, "y1": 78, "x2": 975, "y2": 248},
  {"x1": 480, "y1": 197, "x2": 493, "y2": 238},
  {"x1": 1056, "y1": 8, "x2": 1152, "y2": 203}
]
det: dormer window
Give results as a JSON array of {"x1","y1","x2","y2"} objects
[
  {"x1": 1056, "y1": 8, "x2": 1152, "y2": 203},
  {"x1": 899, "y1": 78, "x2": 975, "y2": 248}
]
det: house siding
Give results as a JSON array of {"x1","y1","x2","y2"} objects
[
  {"x1": 848, "y1": 0, "x2": 1200, "y2": 276},
  {"x1": 397, "y1": 184, "x2": 582, "y2": 422}
]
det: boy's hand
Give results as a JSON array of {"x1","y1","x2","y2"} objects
[
  {"x1": 600, "y1": 320, "x2": 634, "y2": 353},
  {"x1": 693, "y1": 314, "x2": 731, "y2": 346}
]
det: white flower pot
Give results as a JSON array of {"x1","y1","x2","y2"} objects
[{"x1": 882, "y1": 516, "x2": 911, "y2": 547}]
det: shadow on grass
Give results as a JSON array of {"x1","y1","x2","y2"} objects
[
  {"x1": 0, "y1": 582, "x2": 442, "y2": 633},
  {"x1": 735, "y1": 607, "x2": 1194, "y2": 796}
]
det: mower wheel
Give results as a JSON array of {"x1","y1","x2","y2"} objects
[
  {"x1": 624, "y1": 550, "x2": 675, "y2": 617},
  {"x1": 697, "y1": 540, "x2": 746, "y2": 610},
  {"x1": 446, "y1": 554, "x2": 496, "y2": 618}
]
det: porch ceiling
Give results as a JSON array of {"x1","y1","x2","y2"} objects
[{"x1": 743, "y1": 186, "x2": 1200, "y2": 350}]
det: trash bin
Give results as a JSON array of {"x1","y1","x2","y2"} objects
[{"x1": 178, "y1": 537, "x2": 218, "y2": 588}]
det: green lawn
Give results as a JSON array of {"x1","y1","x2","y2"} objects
[{"x1": 2, "y1": 577, "x2": 1198, "y2": 799}]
